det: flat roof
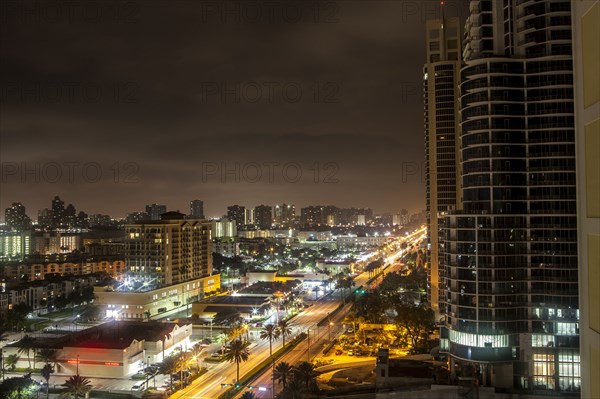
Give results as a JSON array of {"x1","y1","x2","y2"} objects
[
  {"x1": 19, "y1": 321, "x2": 189, "y2": 350},
  {"x1": 203, "y1": 295, "x2": 270, "y2": 306}
]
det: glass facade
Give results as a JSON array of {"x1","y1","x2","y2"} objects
[{"x1": 437, "y1": 0, "x2": 579, "y2": 392}]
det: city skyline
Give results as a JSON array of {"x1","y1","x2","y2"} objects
[
  {"x1": 1, "y1": 0, "x2": 598, "y2": 398},
  {"x1": 0, "y1": 0, "x2": 470, "y2": 217},
  {"x1": 0, "y1": 195, "x2": 416, "y2": 223}
]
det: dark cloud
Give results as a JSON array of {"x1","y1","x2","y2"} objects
[{"x1": 0, "y1": 0, "x2": 468, "y2": 218}]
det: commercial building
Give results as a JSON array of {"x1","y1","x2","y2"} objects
[
  {"x1": 125, "y1": 211, "x2": 212, "y2": 287},
  {"x1": 438, "y1": 0, "x2": 579, "y2": 393},
  {"x1": 4, "y1": 321, "x2": 191, "y2": 377},
  {"x1": 94, "y1": 274, "x2": 220, "y2": 319},
  {"x1": 335, "y1": 235, "x2": 387, "y2": 249},
  {"x1": 423, "y1": 15, "x2": 463, "y2": 315},
  {"x1": 191, "y1": 294, "x2": 272, "y2": 320},
  {"x1": 572, "y1": 1, "x2": 600, "y2": 398}
]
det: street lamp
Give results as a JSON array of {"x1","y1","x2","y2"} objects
[{"x1": 328, "y1": 322, "x2": 334, "y2": 341}]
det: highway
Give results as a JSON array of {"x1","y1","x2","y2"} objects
[
  {"x1": 169, "y1": 227, "x2": 426, "y2": 399},
  {"x1": 170, "y1": 296, "x2": 341, "y2": 399},
  {"x1": 232, "y1": 227, "x2": 427, "y2": 398}
]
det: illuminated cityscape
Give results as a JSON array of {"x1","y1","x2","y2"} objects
[{"x1": 1, "y1": 1, "x2": 598, "y2": 399}]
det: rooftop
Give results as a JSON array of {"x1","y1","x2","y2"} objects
[{"x1": 19, "y1": 321, "x2": 188, "y2": 350}]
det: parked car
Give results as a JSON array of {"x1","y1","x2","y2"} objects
[
  {"x1": 335, "y1": 349, "x2": 343, "y2": 355},
  {"x1": 347, "y1": 349, "x2": 354, "y2": 356},
  {"x1": 131, "y1": 381, "x2": 145, "y2": 391}
]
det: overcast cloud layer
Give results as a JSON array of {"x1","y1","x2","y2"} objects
[{"x1": 0, "y1": 0, "x2": 469, "y2": 218}]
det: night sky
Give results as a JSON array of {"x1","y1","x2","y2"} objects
[{"x1": 0, "y1": 0, "x2": 469, "y2": 219}]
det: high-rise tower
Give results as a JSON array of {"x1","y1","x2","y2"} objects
[
  {"x1": 439, "y1": 0, "x2": 579, "y2": 392},
  {"x1": 424, "y1": 14, "x2": 463, "y2": 315}
]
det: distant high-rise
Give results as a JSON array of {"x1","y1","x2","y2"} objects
[
  {"x1": 190, "y1": 200, "x2": 204, "y2": 219},
  {"x1": 423, "y1": 14, "x2": 463, "y2": 314},
  {"x1": 88, "y1": 214, "x2": 113, "y2": 227},
  {"x1": 438, "y1": 0, "x2": 579, "y2": 392},
  {"x1": 300, "y1": 205, "x2": 324, "y2": 226},
  {"x1": 573, "y1": 1, "x2": 600, "y2": 398},
  {"x1": 212, "y1": 219, "x2": 237, "y2": 238},
  {"x1": 125, "y1": 211, "x2": 212, "y2": 287},
  {"x1": 145, "y1": 203, "x2": 167, "y2": 221},
  {"x1": 51, "y1": 195, "x2": 65, "y2": 228},
  {"x1": 64, "y1": 203, "x2": 76, "y2": 228},
  {"x1": 273, "y1": 204, "x2": 295, "y2": 226},
  {"x1": 244, "y1": 207, "x2": 255, "y2": 225},
  {"x1": 4, "y1": 202, "x2": 32, "y2": 231},
  {"x1": 356, "y1": 214, "x2": 366, "y2": 226},
  {"x1": 126, "y1": 211, "x2": 150, "y2": 224},
  {"x1": 254, "y1": 205, "x2": 273, "y2": 230},
  {"x1": 227, "y1": 205, "x2": 246, "y2": 227}
]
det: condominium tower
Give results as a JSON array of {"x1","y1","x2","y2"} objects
[{"x1": 438, "y1": 0, "x2": 579, "y2": 392}]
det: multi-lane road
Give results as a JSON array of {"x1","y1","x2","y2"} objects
[
  {"x1": 170, "y1": 227, "x2": 426, "y2": 399},
  {"x1": 170, "y1": 296, "x2": 341, "y2": 399}
]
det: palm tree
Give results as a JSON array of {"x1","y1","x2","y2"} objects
[
  {"x1": 280, "y1": 377, "x2": 307, "y2": 399},
  {"x1": 5, "y1": 354, "x2": 19, "y2": 371},
  {"x1": 175, "y1": 353, "x2": 189, "y2": 386},
  {"x1": 61, "y1": 375, "x2": 92, "y2": 398},
  {"x1": 273, "y1": 361, "x2": 294, "y2": 389},
  {"x1": 277, "y1": 319, "x2": 292, "y2": 348},
  {"x1": 41, "y1": 364, "x2": 53, "y2": 399},
  {"x1": 293, "y1": 361, "x2": 319, "y2": 393},
  {"x1": 223, "y1": 339, "x2": 250, "y2": 384},
  {"x1": 260, "y1": 324, "x2": 280, "y2": 357},
  {"x1": 240, "y1": 391, "x2": 256, "y2": 399},
  {"x1": 37, "y1": 348, "x2": 58, "y2": 367},
  {"x1": 161, "y1": 332, "x2": 172, "y2": 362},
  {"x1": 159, "y1": 355, "x2": 178, "y2": 388},
  {"x1": 228, "y1": 323, "x2": 245, "y2": 342},
  {"x1": 335, "y1": 274, "x2": 346, "y2": 303},
  {"x1": 190, "y1": 343, "x2": 204, "y2": 369},
  {"x1": 17, "y1": 334, "x2": 37, "y2": 369}
]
